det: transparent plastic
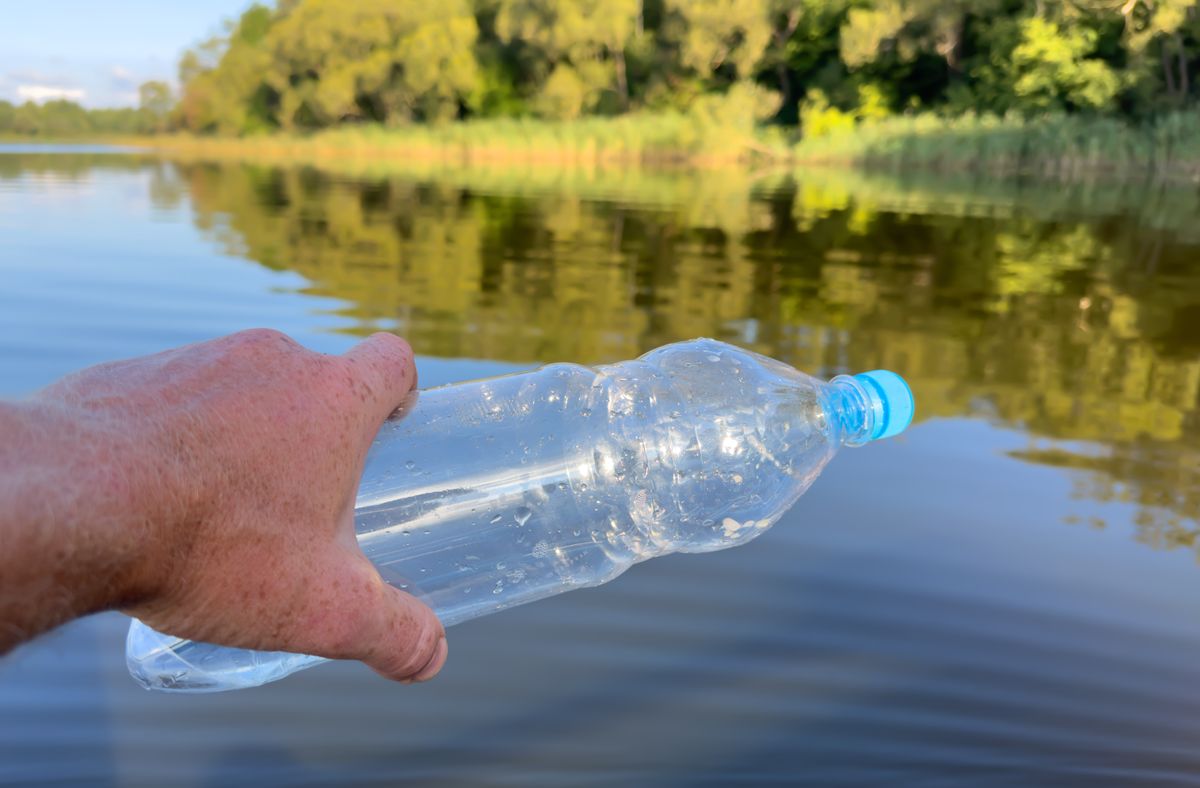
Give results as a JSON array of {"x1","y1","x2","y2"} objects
[{"x1": 126, "y1": 338, "x2": 914, "y2": 692}]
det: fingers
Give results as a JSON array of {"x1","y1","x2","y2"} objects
[
  {"x1": 359, "y1": 582, "x2": 447, "y2": 683},
  {"x1": 357, "y1": 583, "x2": 447, "y2": 684},
  {"x1": 307, "y1": 552, "x2": 447, "y2": 684},
  {"x1": 341, "y1": 333, "x2": 418, "y2": 423}
]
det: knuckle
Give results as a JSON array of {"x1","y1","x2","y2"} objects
[
  {"x1": 228, "y1": 328, "x2": 297, "y2": 354},
  {"x1": 369, "y1": 332, "x2": 412, "y2": 357},
  {"x1": 366, "y1": 333, "x2": 414, "y2": 373}
]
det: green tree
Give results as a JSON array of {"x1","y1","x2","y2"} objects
[
  {"x1": 1117, "y1": 0, "x2": 1198, "y2": 105},
  {"x1": 660, "y1": 0, "x2": 773, "y2": 88},
  {"x1": 156, "y1": 0, "x2": 1200, "y2": 136},
  {"x1": 837, "y1": 0, "x2": 1007, "y2": 114},
  {"x1": 495, "y1": 0, "x2": 642, "y2": 117},
  {"x1": 0, "y1": 100, "x2": 15, "y2": 134},
  {"x1": 534, "y1": 64, "x2": 590, "y2": 119},
  {"x1": 839, "y1": 1, "x2": 911, "y2": 68},
  {"x1": 760, "y1": 0, "x2": 849, "y2": 119},
  {"x1": 972, "y1": 16, "x2": 1124, "y2": 112},
  {"x1": 138, "y1": 81, "x2": 173, "y2": 132},
  {"x1": 175, "y1": 4, "x2": 274, "y2": 134},
  {"x1": 33, "y1": 100, "x2": 93, "y2": 136},
  {"x1": 839, "y1": 0, "x2": 998, "y2": 70},
  {"x1": 265, "y1": 0, "x2": 480, "y2": 127}
]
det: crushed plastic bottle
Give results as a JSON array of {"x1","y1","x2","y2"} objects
[{"x1": 126, "y1": 338, "x2": 914, "y2": 692}]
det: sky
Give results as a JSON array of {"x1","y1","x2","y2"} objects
[{"x1": 0, "y1": 1, "x2": 257, "y2": 107}]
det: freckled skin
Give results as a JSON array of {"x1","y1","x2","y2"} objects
[{"x1": 0, "y1": 330, "x2": 447, "y2": 685}]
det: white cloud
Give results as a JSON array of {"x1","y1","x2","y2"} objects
[
  {"x1": 110, "y1": 65, "x2": 136, "y2": 88},
  {"x1": 17, "y1": 84, "x2": 86, "y2": 103}
]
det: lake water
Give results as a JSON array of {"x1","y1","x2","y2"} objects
[{"x1": 2, "y1": 146, "x2": 1200, "y2": 785}]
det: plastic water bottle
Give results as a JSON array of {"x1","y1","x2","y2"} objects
[{"x1": 126, "y1": 338, "x2": 914, "y2": 692}]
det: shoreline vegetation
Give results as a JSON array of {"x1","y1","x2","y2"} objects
[
  {"x1": 11, "y1": 140, "x2": 1200, "y2": 238},
  {"x1": 7, "y1": 0, "x2": 1200, "y2": 182},
  {"x1": 128, "y1": 109, "x2": 1200, "y2": 182}
]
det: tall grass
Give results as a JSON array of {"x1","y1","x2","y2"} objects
[
  {"x1": 143, "y1": 113, "x2": 791, "y2": 168},
  {"x1": 794, "y1": 111, "x2": 1200, "y2": 181},
  {"x1": 136, "y1": 110, "x2": 1200, "y2": 182}
]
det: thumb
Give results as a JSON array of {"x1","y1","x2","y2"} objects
[
  {"x1": 341, "y1": 332, "x2": 419, "y2": 425},
  {"x1": 304, "y1": 548, "x2": 448, "y2": 683}
]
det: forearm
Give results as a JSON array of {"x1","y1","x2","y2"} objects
[{"x1": 0, "y1": 400, "x2": 165, "y2": 652}]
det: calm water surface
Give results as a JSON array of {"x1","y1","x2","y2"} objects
[{"x1": 2, "y1": 146, "x2": 1200, "y2": 785}]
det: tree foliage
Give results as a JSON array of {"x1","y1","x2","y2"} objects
[
  {"x1": 6, "y1": 0, "x2": 1200, "y2": 137},
  {"x1": 267, "y1": 0, "x2": 479, "y2": 127},
  {"x1": 496, "y1": 0, "x2": 641, "y2": 117}
]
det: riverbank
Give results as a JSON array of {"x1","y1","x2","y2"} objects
[
  {"x1": 121, "y1": 110, "x2": 1200, "y2": 182},
  {"x1": 135, "y1": 113, "x2": 786, "y2": 168},
  {"x1": 7, "y1": 108, "x2": 1200, "y2": 181},
  {"x1": 795, "y1": 111, "x2": 1200, "y2": 181}
]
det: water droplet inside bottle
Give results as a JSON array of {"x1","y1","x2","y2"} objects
[
  {"x1": 706, "y1": 353, "x2": 720, "y2": 362},
  {"x1": 514, "y1": 506, "x2": 532, "y2": 526},
  {"x1": 404, "y1": 460, "x2": 415, "y2": 470},
  {"x1": 489, "y1": 514, "x2": 503, "y2": 524}
]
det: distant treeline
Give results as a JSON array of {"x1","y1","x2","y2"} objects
[
  {"x1": 168, "y1": 0, "x2": 1198, "y2": 135},
  {"x1": 0, "y1": 83, "x2": 172, "y2": 137}
]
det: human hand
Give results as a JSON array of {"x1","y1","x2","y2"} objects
[{"x1": 10, "y1": 329, "x2": 446, "y2": 683}]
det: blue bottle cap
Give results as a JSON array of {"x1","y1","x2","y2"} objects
[{"x1": 853, "y1": 370, "x2": 915, "y2": 441}]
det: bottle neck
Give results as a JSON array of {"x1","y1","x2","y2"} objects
[{"x1": 827, "y1": 375, "x2": 877, "y2": 447}]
